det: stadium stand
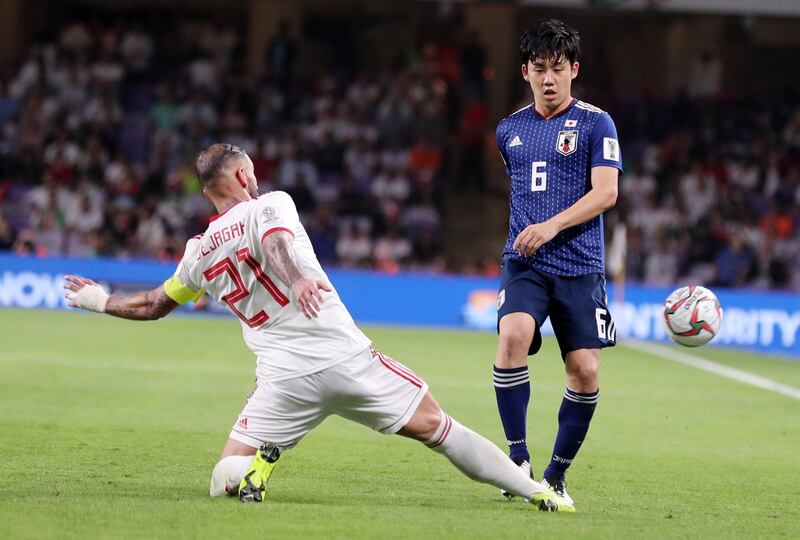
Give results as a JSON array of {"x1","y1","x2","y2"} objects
[
  {"x1": 0, "y1": 17, "x2": 456, "y2": 272},
  {"x1": 0, "y1": 14, "x2": 798, "y2": 291},
  {"x1": 608, "y1": 93, "x2": 800, "y2": 291}
]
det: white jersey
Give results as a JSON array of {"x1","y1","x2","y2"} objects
[{"x1": 165, "y1": 191, "x2": 371, "y2": 382}]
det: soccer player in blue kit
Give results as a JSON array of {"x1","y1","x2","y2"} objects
[{"x1": 493, "y1": 19, "x2": 622, "y2": 508}]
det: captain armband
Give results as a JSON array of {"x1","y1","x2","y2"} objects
[{"x1": 163, "y1": 275, "x2": 204, "y2": 305}]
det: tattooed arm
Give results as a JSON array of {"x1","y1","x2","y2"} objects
[
  {"x1": 261, "y1": 230, "x2": 331, "y2": 318},
  {"x1": 64, "y1": 275, "x2": 178, "y2": 321},
  {"x1": 104, "y1": 286, "x2": 178, "y2": 320}
]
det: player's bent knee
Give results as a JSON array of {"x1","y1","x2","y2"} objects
[
  {"x1": 399, "y1": 393, "x2": 442, "y2": 442},
  {"x1": 566, "y1": 358, "x2": 599, "y2": 390},
  {"x1": 497, "y1": 329, "x2": 533, "y2": 364},
  {"x1": 496, "y1": 313, "x2": 536, "y2": 366},
  {"x1": 410, "y1": 407, "x2": 442, "y2": 442},
  {"x1": 210, "y1": 459, "x2": 233, "y2": 497}
]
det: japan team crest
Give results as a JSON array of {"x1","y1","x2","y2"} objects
[{"x1": 556, "y1": 130, "x2": 578, "y2": 156}]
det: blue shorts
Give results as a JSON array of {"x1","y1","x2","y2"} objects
[{"x1": 496, "y1": 258, "x2": 616, "y2": 359}]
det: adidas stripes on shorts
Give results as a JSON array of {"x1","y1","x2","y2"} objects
[{"x1": 229, "y1": 347, "x2": 429, "y2": 450}]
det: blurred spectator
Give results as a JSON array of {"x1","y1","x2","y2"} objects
[
  {"x1": 12, "y1": 229, "x2": 38, "y2": 255},
  {"x1": 265, "y1": 19, "x2": 296, "y2": 88},
  {"x1": 371, "y1": 164, "x2": 411, "y2": 203},
  {"x1": 688, "y1": 49, "x2": 722, "y2": 99},
  {"x1": 458, "y1": 92, "x2": 488, "y2": 192},
  {"x1": 460, "y1": 29, "x2": 488, "y2": 97},
  {"x1": 643, "y1": 232, "x2": 679, "y2": 287},
  {"x1": 32, "y1": 208, "x2": 66, "y2": 255},
  {"x1": 151, "y1": 86, "x2": 180, "y2": 133},
  {"x1": 308, "y1": 206, "x2": 338, "y2": 265},
  {"x1": 337, "y1": 223, "x2": 372, "y2": 267},
  {"x1": 374, "y1": 226, "x2": 413, "y2": 272},
  {"x1": 409, "y1": 136, "x2": 443, "y2": 181},
  {"x1": 712, "y1": 235, "x2": 754, "y2": 288},
  {"x1": 0, "y1": 214, "x2": 15, "y2": 250},
  {"x1": 120, "y1": 24, "x2": 154, "y2": 73}
]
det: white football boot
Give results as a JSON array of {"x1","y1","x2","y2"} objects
[{"x1": 542, "y1": 475, "x2": 575, "y2": 507}]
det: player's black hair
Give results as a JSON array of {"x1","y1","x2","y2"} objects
[
  {"x1": 519, "y1": 19, "x2": 580, "y2": 66},
  {"x1": 195, "y1": 143, "x2": 248, "y2": 187}
]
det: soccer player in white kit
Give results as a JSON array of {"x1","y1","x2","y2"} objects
[{"x1": 64, "y1": 143, "x2": 574, "y2": 512}]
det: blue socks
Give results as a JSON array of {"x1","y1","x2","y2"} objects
[
  {"x1": 493, "y1": 365, "x2": 530, "y2": 464},
  {"x1": 494, "y1": 366, "x2": 599, "y2": 479},
  {"x1": 543, "y1": 387, "x2": 599, "y2": 480}
]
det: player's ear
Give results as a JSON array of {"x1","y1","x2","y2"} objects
[
  {"x1": 521, "y1": 63, "x2": 529, "y2": 81},
  {"x1": 235, "y1": 167, "x2": 248, "y2": 188},
  {"x1": 571, "y1": 61, "x2": 580, "y2": 79}
]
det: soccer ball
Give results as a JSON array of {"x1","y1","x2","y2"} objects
[{"x1": 662, "y1": 285, "x2": 723, "y2": 347}]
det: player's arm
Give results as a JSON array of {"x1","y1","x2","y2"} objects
[
  {"x1": 260, "y1": 230, "x2": 331, "y2": 319},
  {"x1": 64, "y1": 275, "x2": 179, "y2": 321},
  {"x1": 495, "y1": 121, "x2": 512, "y2": 176},
  {"x1": 514, "y1": 166, "x2": 618, "y2": 256}
]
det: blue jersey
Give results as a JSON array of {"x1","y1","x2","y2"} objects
[{"x1": 496, "y1": 99, "x2": 622, "y2": 277}]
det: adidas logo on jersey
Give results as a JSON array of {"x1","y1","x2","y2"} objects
[{"x1": 509, "y1": 135, "x2": 523, "y2": 147}]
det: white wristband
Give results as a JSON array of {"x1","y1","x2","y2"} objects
[{"x1": 67, "y1": 284, "x2": 110, "y2": 313}]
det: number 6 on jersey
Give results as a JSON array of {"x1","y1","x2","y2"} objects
[{"x1": 531, "y1": 161, "x2": 547, "y2": 192}]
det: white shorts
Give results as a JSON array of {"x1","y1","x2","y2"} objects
[{"x1": 229, "y1": 347, "x2": 429, "y2": 450}]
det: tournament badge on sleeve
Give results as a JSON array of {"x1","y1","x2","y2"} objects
[
  {"x1": 603, "y1": 137, "x2": 619, "y2": 161},
  {"x1": 556, "y1": 130, "x2": 578, "y2": 156},
  {"x1": 261, "y1": 206, "x2": 279, "y2": 226}
]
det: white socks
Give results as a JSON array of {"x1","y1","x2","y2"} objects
[
  {"x1": 425, "y1": 412, "x2": 546, "y2": 500},
  {"x1": 209, "y1": 455, "x2": 253, "y2": 497},
  {"x1": 210, "y1": 415, "x2": 548, "y2": 500}
]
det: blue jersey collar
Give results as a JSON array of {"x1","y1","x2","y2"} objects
[{"x1": 531, "y1": 98, "x2": 577, "y2": 121}]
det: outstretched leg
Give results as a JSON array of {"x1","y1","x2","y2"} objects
[{"x1": 398, "y1": 392, "x2": 573, "y2": 511}]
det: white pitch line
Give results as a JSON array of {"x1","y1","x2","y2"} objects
[{"x1": 624, "y1": 340, "x2": 800, "y2": 400}]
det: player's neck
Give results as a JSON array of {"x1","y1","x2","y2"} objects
[
  {"x1": 534, "y1": 96, "x2": 574, "y2": 119},
  {"x1": 213, "y1": 195, "x2": 249, "y2": 216}
]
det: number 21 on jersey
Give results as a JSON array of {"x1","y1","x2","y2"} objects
[
  {"x1": 202, "y1": 247, "x2": 289, "y2": 328},
  {"x1": 531, "y1": 161, "x2": 547, "y2": 192}
]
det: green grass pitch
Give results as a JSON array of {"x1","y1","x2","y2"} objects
[{"x1": 1, "y1": 308, "x2": 799, "y2": 539}]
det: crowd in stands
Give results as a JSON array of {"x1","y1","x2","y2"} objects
[
  {"x1": 608, "y1": 92, "x2": 800, "y2": 291},
  {"x1": 0, "y1": 16, "x2": 798, "y2": 291},
  {"x1": 0, "y1": 16, "x2": 471, "y2": 273}
]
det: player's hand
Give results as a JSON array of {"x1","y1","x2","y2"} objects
[
  {"x1": 291, "y1": 278, "x2": 332, "y2": 319},
  {"x1": 64, "y1": 275, "x2": 110, "y2": 313},
  {"x1": 513, "y1": 220, "x2": 561, "y2": 257}
]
